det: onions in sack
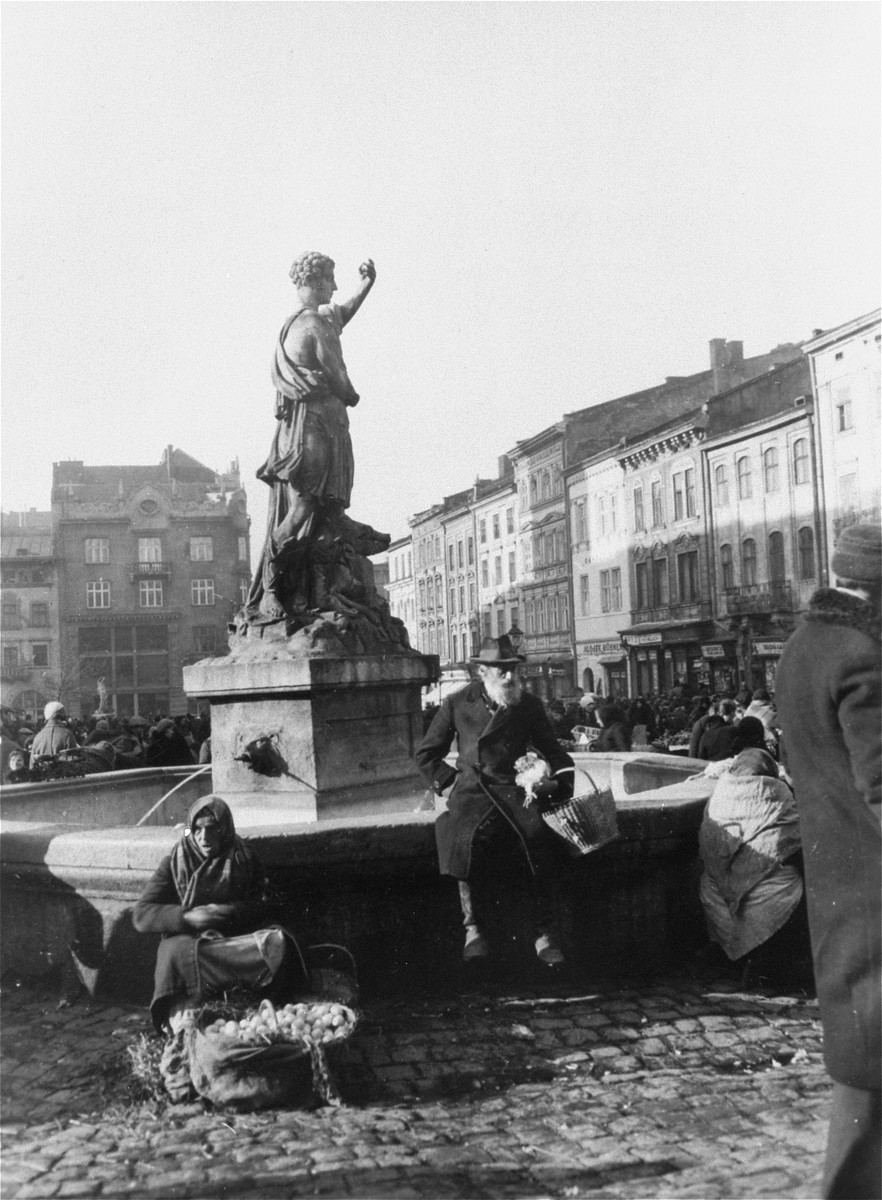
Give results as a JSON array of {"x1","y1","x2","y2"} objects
[{"x1": 203, "y1": 1000, "x2": 357, "y2": 1047}]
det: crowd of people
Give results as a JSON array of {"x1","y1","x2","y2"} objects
[{"x1": 0, "y1": 703, "x2": 211, "y2": 784}]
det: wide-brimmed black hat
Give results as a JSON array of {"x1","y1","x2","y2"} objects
[{"x1": 470, "y1": 635, "x2": 526, "y2": 666}]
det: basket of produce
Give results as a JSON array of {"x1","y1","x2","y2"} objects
[{"x1": 187, "y1": 996, "x2": 358, "y2": 1111}]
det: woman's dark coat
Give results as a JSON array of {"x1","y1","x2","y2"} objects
[
  {"x1": 415, "y1": 681, "x2": 574, "y2": 879},
  {"x1": 775, "y1": 587, "x2": 881, "y2": 1090}
]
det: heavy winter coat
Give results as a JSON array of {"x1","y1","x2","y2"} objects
[
  {"x1": 415, "y1": 682, "x2": 574, "y2": 879},
  {"x1": 775, "y1": 587, "x2": 881, "y2": 1089}
]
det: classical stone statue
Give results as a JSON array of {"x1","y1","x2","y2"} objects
[{"x1": 233, "y1": 253, "x2": 409, "y2": 655}]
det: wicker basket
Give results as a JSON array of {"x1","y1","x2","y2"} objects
[{"x1": 542, "y1": 773, "x2": 619, "y2": 856}]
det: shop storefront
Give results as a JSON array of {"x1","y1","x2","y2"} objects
[
  {"x1": 752, "y1": 640, "x2": 786, "y2": 692},
  {"x1": 624, "y1": 622, "x2": 719, "y2": 696},
  {"x1": 577, "y1": 639, "x2": 628, "y2": 700},
  {"x1": 700, "y1": 641, "x2": 738, "y2": 695},
  {"x1": 522, "y1": 656, "x2": 575, "y2": 700}
]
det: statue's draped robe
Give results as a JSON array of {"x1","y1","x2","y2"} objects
[{"x1": 246, "y1": 304, "x2": 355, "y2": 614}]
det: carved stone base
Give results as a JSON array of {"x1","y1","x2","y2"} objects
[{"x1": 183, "y1": 651, "x2": 439, "y2": 824}]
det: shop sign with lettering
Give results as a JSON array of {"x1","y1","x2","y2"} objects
[
  {"x1": 624, "y1": 632, "x2": 663, "y2": 646},
  {"x1": 581, "y1": 640, "x2": 624, "y2": 656},
  {"x1": 754, "y1": 641, "x2": 785, "y2": 656},
  {"x1": 701, "y1": 644, "x2": 726, "y2": 659}
]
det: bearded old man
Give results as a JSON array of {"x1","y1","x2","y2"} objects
[
  {"x1": 776, "y1": 522, "x2": 881, "y2": 1200},
  {"x1": 415, "y1": 636, "x2": 575, "y2": 966}
]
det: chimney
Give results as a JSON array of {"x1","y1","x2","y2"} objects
[{"x1": 709, "y1": 338, "x2": 743, "y2": 394}]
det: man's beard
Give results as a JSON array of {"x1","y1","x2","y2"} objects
[{"x1": 483, "y1": 673, "x2": 524, "y2": 708}]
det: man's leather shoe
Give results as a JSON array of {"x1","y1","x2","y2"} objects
[
  {"x1": 535, "y1": 934, "x2": 565, "y2": 966},
  {"x1": 463, "y1": 925, "x2": 489, "y2": 961}
]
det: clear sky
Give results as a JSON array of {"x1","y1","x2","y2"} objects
[{"x1": 2, "y1": 2, "x2": 879, "y2": 554}]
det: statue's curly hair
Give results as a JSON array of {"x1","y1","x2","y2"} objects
[{"x1": 289, "y1": 251, "x2": 335, "y2": 287}]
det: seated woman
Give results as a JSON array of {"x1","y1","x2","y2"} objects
[
  {"x1": 588, "y1": 704, "x2": 632, "y2": 752},
  {"x1": 132, "y1": 796, "x2": 301, "y2": 1032},
  {"x1": 698, "y1": 748, "x2": 808, "y2": 982}
]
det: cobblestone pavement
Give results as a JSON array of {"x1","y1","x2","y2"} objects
[{"x1": 1, "y1": 969, "x2": 830, "y2": 1200}]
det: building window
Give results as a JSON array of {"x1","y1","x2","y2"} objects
[
  {"x1": 579, "y1": 574, "x2": 589, "y2": 615},
  {"x1": 541, "y1": 471, "x2": 551, "y2": 500},
  {"x1": 138, "y1": 537, "x2": 162, "y2": 563},
  {"x1": 467, "y1": 537, "x2": 474, "y2": 565},
  {"x1": 635, "y1": 561, "x2": 649, "y2": 609},
  {"x1": 452, "y1": 633, "x2": 458, "y2": 662},
  {"x1": 506, "y1": 508, "x2": 514, "y2": 535},
  {"x1": 508, "y1": 551, "x2": 516, "y2": 582},
  {"x1": 599, "y1": 495, "x2": 607, "y2": 536},
  {"x1": 31, "y1": 642, "x2": 49, "y2": 667},
  {"x1": 611, "y1": 568, "x2": 622, "y2": 610},
  {"x1": 448, "y1": 545, "x2": 455, "y2": 570},
  {"x1": 190, "y1": 536, "x2": 213, "y2": 562},
  {"x1": 714, "y1": 464, "x2": 729, "y2": 507},
  {"x1": 838, "y1": 472, "x2": 858, "y2": 514},
  {"x1": 742, "y1": 539, "x2": 757, "y2": 586},
  {"x1": 193, "y1": 626, "x2": 218, "y2": 654},
  {"x1": 677, "y1": 551, "x2": 699, "y2": 602},
  {"x1": 483, "y1": 610, "x2": 492, "y2": 637},
  {"x1": 86, "y1": 580, "x2": 111, "y2": 609},
  {"x1": 85, "y1": 538, "x2": 109, "y2": 563},
  {"x1": 479, "y1": 519, "x2": 487, "y2": 544},
  {"x1": 798, "y1": 526, "x2": 816, "y2": 580},
  {"x1": 574, "y1": 499, "x2": 588, "y2": 543},
  {"x1": 720, "y1": 543, "x2": 734, "y2": 590},
  {"x1": 610, "y1": 494, "x2": 618, "y2": 533},
  {"x1": 768, "y1": 531, "x2": 786, "y2": 581},
  {"x1": 685, "y1": 468, "x2": 696, "y2": 517},
  {"x1": 737, "y1": 457, "x2": 752, "y2": 500},
  {"x1": 3, "y1": 644, "x2": 20, "y2": 667},
  {"x1": 191, "y1": 579, "x2": 215, "y2": 606},
  {"x1": 494, "y1": 556, "x2": 502, "y2": 585},
  {"x1": 139, "y1": 579, "x2": 164, "y2": 608},
  {"x1": 2, "y1": 598, "x2": 18, "y2": 626},
  {"x1": 633, "y1": 487, "x2": 645, "y2": 532},
  {"x1": 793, "y1": 438, "x2": 810, "y2": 485},
  {"x1": 30, "y1": 601, "x2": 49, "y2": 626},
  {"x1": 836, "y1": 393, "x2": 854, "y2": 432},
  {"x1": 481, "y1": 559, "x2": 489, "y2": 588},
  {"x1": 600, "y1": 570, "x2": 611, "y2": 613},
  {"x1": 238, "y1": 536, "x2": 248, "y2": 561},
  {"x1": 651, "y1": 481, "x2": 663, "y2": 527},
  {"x1": 492, "y1": 514, "x2": 500, "y2": 540},
  {"x1": 469, "y1": 582, "x2": 476, "y2": 611},
  {"x1": 672, "y1": 473, "x2": 685, "y2": 521},
  {"x1": 449, "y1": 586, "x2": 456, "y2": 614},
  {"x1": 652, "y1": 557, "x2": 669, "y2": 605},
  {"x1": 529, "y1": 477, "x2": 538, "y2": 504},
  {"x1": 459, "y1": 584, "x2": 465, "y2": 613},
  {"x1": 239, "y1": 579, "x2": 249, "y2": 604},
  {"x1": 496, "y1": 608, "x2": 506, "y2": 636},
  {"x1": 457, "y1": 541, "x2": 464, "y2": 568},
  {"x1": 763, "y1": 448, "x2": 780, "y2": 493}
]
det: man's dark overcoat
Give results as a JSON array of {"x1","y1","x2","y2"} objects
[
  {"x1": 415, "y1": 681, "x2": 574, "y2": 879},
  {"x1": 775, "y1": 587, "x2": 881, "y2": 1090}
]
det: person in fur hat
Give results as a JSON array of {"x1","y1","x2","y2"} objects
[{"x1": 776, "y1": 521, "x2": 881, "y2": 1199}]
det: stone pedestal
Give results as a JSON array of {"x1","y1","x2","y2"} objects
[{"x1": 183, "y1": 652, "x2": 438, "y2": 824}]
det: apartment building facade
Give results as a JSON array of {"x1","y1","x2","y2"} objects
[
  {"x1": 385, "y1": 536, "x2": 417, "y2": 648},
  {"x1": 803, "y1": 309, "x2": 881, "y2": 577},
  {"x1": 0, "y1": 510, "x2": 61, "y2": 717},
  {"x1": 52, "y1": 448, "x2": 251, "y2": 718}
]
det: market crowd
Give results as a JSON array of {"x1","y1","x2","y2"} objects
[{"x1": 0, "y1": 704, "x2": 211, "y2": 784}]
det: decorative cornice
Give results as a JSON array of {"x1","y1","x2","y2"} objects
[{"x1": 619, "y1": 427, "x2": 704, "y2": 472}]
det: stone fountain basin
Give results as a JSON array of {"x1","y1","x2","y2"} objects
[{"x1": 0, "y1": 753, "x2": 715, "y2": 999}]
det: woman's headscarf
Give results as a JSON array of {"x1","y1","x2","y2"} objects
[
  {"x1": 169, "y1": 795, "x2": 261, "y2": 911},
  {"x1": 728, "y1": 748, "x2": 779, "y2": 778}
]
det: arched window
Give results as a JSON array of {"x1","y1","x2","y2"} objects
[
  {"x1": 742, "y1": 538, "x2": 757, "y2": 585},
  {"x1": 763, "y1": 447, "x2": 780, "y2": 493},
  {"x1": 720, "y1": 543, "x2": 734, "y2": 590},
  {"x1": 793, "y1": 438, "x2": 810, "y2": 485},
  {"x1": 768, "y1": 531, "x2": 785, "y2": 581},
  {"x1": 737, "y1": 457, "x2": 752, "y2": 500},
  {"x1": 714, "y1": 463, "x2": 729, "y2": 506},
  {"x1": 798, "y1": 526, "x2": 816, "y2": 579}
]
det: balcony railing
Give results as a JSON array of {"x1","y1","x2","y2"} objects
[
  {"x1": 130, "y1": 561, "x2": 172, "y2": 580},
  {"x1": 722, "y1": 580, "x2": 794, "y2": 615},
  {"x1": 0, "y1": 665, "x2": 33, "y2": 681},
  {"x1": 631, "y1": 600, "x2": 711, "y2": 625}
]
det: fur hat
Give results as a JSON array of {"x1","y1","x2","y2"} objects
[
  {"x1": 44, "y1": 701, "x2": 65, "y2": 720},
  {"x1": 832, "y1": 522, "x2": 882, "y2": 584}
]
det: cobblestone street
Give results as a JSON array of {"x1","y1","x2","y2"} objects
[{"x1": 0, "y1": 969, "x2": 830, "y2": 1199}]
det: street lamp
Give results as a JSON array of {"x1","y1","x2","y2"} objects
[{"x1": 507, "y1": 623, "x2": 524, "y2": 653}]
